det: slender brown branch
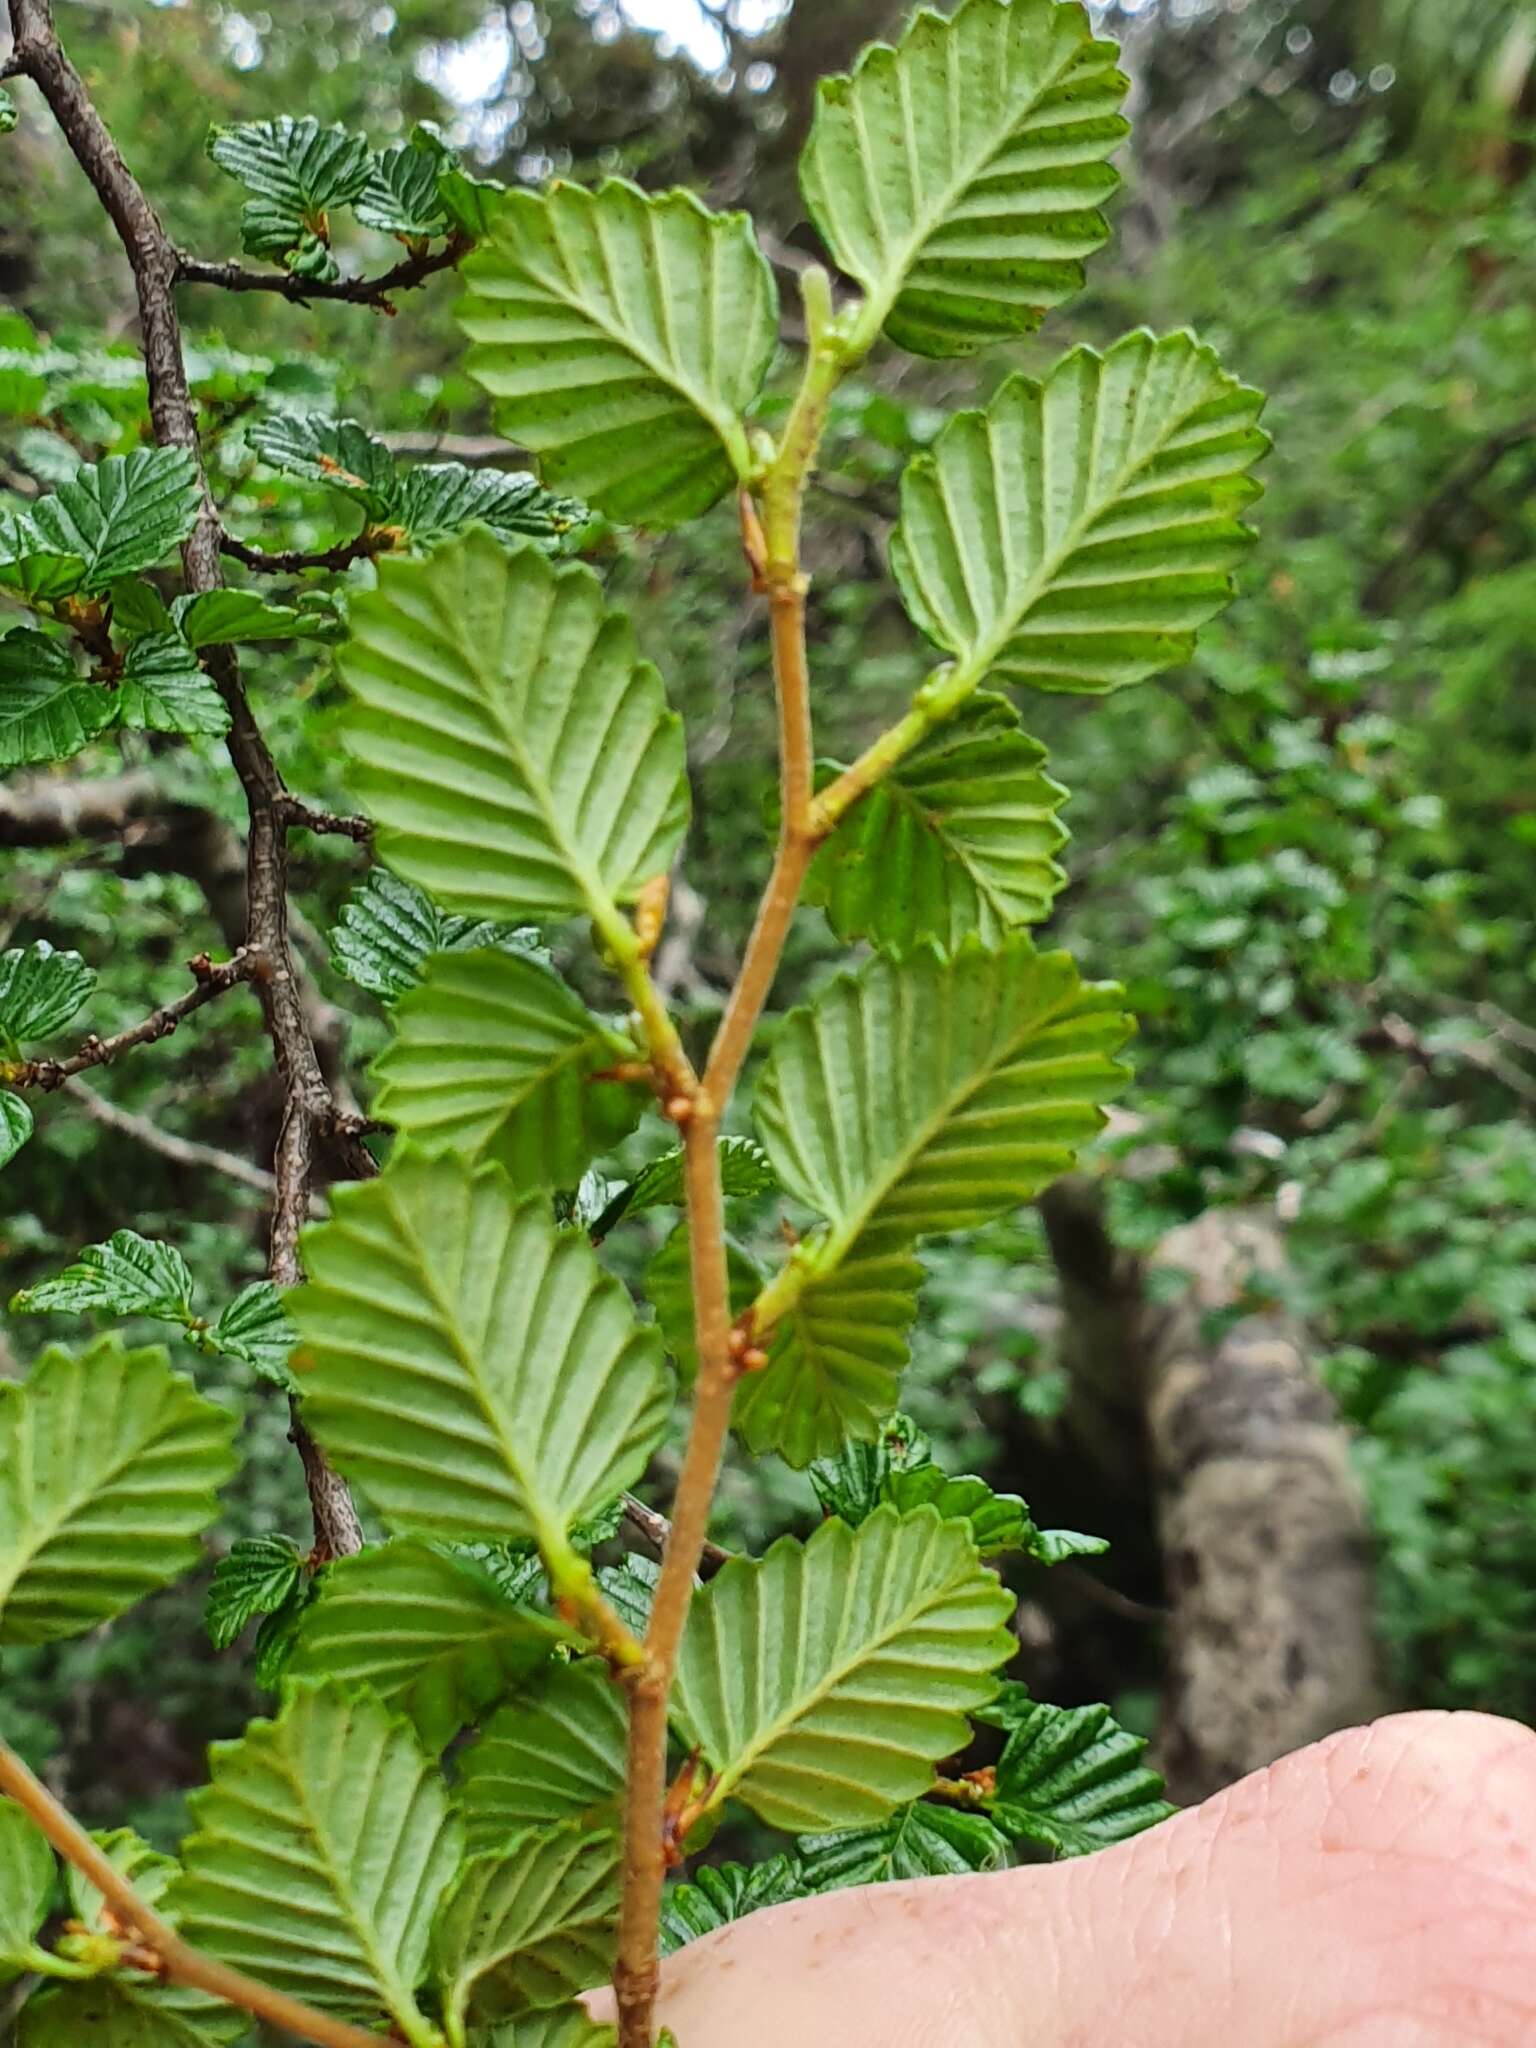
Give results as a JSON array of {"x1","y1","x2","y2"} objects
[
  {"x1": 619, "y1": 1494, "x2": 732, "y2": 1579},
  {"x1": 60, "y1": 1075, "x2": 279, "y2": 1197},
  {"x1": 175, "y1": 235, "x2": 466, "y2": 309},
  {"x1": 0, "y1": 1739, "x2": 390, "y2": 2048},
  {"x1": 4, "y1": 951, "x2": 253, "y2": 1090},
  {"x1": 276, "y1": 795, "x2": 374, "y2": 844},
  {"x1": 218, "y1": 529, "x2": 386, "y2": 576}
]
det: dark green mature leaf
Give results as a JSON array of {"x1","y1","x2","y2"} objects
[
  {"x1": 208, "y1": 1281, "x2": 298, "y2": 1389},
  {"x1": 658, "y1": 1855, "x2": 805, "y2": 1954},
  {"x1": 329, "y1": 867, "x2": 546, "y2": 1005},
  {"x1": 673, "y1": 1507, "x2": 1016, "y2": 1833},
  {"x1": 623, "y1": 1137, "x2": 778, "y2": 1218},
  {"x1": 798, "y1": 1800, "x2": 1008, "y2": 1891},
  {"x1": 0, "y1": 1338, "x2": 238, "y2": 1646},
  {"x1": 205, "y1": 1534, "x2": 306, "y2": 1651},
  {"x1": 27, "y1": 449, "x2": 199, "y2": 588},
  {"x1": 807, "y1": 1412, "x2": 931, "y2": 1524},
  {"x1": 16, "y1": 1978, "x2": 246, "y2": 2045},
  {"x1": 13, "y1": 1229, "x2": 196, "y2": 1322},
  {"x1": 475, "y1": 2010, "x2": 616, "y2": 2048},
  {"x1": 170, "y1": 1686, "x2": 462, "y2": 2032},
  {"x1": 0, "y1": 940, "x2": 94, "y2": 1047},
  {"x1": 592, "y1": 1554, "x2": 661, "y2": 1638},
  {"x1": 0, "y1": 1092, "x2": 32, "y2": 1170},
  {"x1": 208, "y1": 118, "x2": 373, "y2": 277},
  {"x1": 393, "y1": 464, "x2": 587, "y2": 552},
  {"x1": 0, "y1": 629, "x2": 114, "y2": 767},
  {"x1": 0, "y1": 510, "x2": 85, "y2": 603},
  {"x1": 891, "y1": 332, "x2": 1268, "y2": 696},
  {"x1": 801, "y1": 0, "x2": 1129, "y2": 357},
  {"x1": 114, "y1": 633, "x2": 229, "y2": 738},
  {"x1": 806, "y1": 695, "x2": 1069, "y2": 948},
  {"x1": 291, "y1": 1153, "x2": 673, "y2": 1551},
  {"x1": 458, "y1": 179, "x2": 778, "y2": 526},
  {"x1": 883, "y1": 1466, "x2": 1035, "y2": 1557},
  {"x1": 337, "y1": 529, "x2": 690, "y2": 923},
  {"x1": 355, "y1": 130, "x2": 452, "y2": 237},
  {"x1": 110, "y1": 577, "x2": 174, "y2": 634},
  {"x1": 0, "y1": 1799, "x2": 55, "y2": 1984},
  {"x1": 372, "y1": 949, "x2": 645, "y2": 1187},
  {"x1": 456, "y1": 1658, "x2": 627, "y2": 1852},
  {"x1": 440, "y1": 166, "x2": 507, "y2": 240},
  {"x1": 433, "y1": 1824, "x2": 621, "y2": 2031},
  {"x1": 288, "y1": 1540, "x2": 569, "y2": 1752},
  {"x1": 172, "y1": 588, "x2": 318, "y2": 647},
  {"x1": 987, "y1": 1699, "x2": 1175, "y2": 1856},
  {"x1": 251, "y1": 1579, "x2": 316, "y2": 1690}
]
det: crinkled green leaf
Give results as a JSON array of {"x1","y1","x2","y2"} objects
[
  {"x1": 802, "y1": 0, "x2": 1128, "y2": 357},
  {"x1": 883, "y1": 1465, "x2": 1036, "y2": 1557},
  {"x1": 171, "y1": 588, "x2": 318, "y2": 647},
  {"x1": 329, "y1": 867, "x2": 546, "y2": 1005},
  {"x1": 251, "y1": 1578, "x2": 316, "y2": 1690},
  {"x1": 393, "y1": 465, "x2": 587, "y2": 551},
  {"x1": 673, "y1": 1506, "x2": 1015, "y2": 1833},
  {"x1": 622, "y1": 1137, "x2": 778, "y2": 1219},
  {"x1": 208, "y1": 1281, "x2": 298, "y2": 1390},
  {"x1": 170, "y1": 1685, "x2": 462, "y2": 2032},
  {"x1": 798, "y1": 1800, "x2": 1008, "y2": 1891},
  {"x1": 0, "y1": 1092, "x2": 32, "y2": 1170},
  {"x1": 0, "y1": 940, "x2": 95, "y2": 1046},
  {"x1": 337, "y1": 527, "x2": 690, "y2": 923},
  {"x1": 208, "y1": 118, "x2": 373, "y2": 276},
  {"x1": 26, "y1": 449, "x2": 199, "y2": 589},
  {"x1": 355, "y1": 131, "x2": 453, "y2": 237},
  {"x1": 432, "y1": 1823, "x2": 620, "y2": 2031},
  {"x1": 440, "y1": 166, "x2": 506, "y2": 240},
  {"x1": 247, "y1": 413, "x2": 397, "y2": 517},
  {"x1": 891, "y1": 332, "x2": 1268, "y2": 696},
  {"x1": 0, "y1": 88, "x2": 16, "y2": 136},
  {"x1": 13, "y1": 1228, "x2": 196, "y2": 1322},
  {"x1": 288, "y1": 1539, "x2": 569, "y2": 1752},
  {"x1": 65, "y1": 1827, "x2": 176, "y2": 1929},
  {"x1": 592, "y1": 1553, "x2": 660, "y2": 1638},
  {"x1": 456, "y1": 1659, "x2": 627, "y2": 1852},
  {"x1": 16, "y1": 1978, "x2": 246, "y2": 2046},
  {"x1": 458, "y1": 179, "x2": 777, "y2": 526},
  {"x1": 1030, "y1": 1527, "x2": 1110, "y2": 1564},
  {"x1": 658, "y1": 1854, "x2": 805, "y2": 1954},
  {"x1": 0, "y1": 510, "x2": 85, "y2": 603},
  {"x1": 807, "y1": 1412, "x2": 931, "y2": 1524},
  {"x1": 806, "y1": 694, "x2": 1068, "y2": 948},
  {"x1": 372, "y1": 949, "x2": 645, "y2": 1187},
  {"x1": 0, "y1": 1338, "x2": 238, "y2": 1646},
  {"x1": 114, "y1": 633, "x2": 229, "y2": 738},
  {"x1": 987, "y1": 1698, "x2": 1174, "y2": 1856},
  {"x1": 205, "y1": 1533, "x2": 306, "y2": 1652},
  {"x1": 0, "y1": 628, "x2": 114, "y2": 767},
  {"x1": 0, "y1": 1800, "x2": 55, "y2": 1985},
  {"x1": 476, "y1": 2010, "x2": 616, "y2": 2048},
  {"x1": 290, "y1": 1153, "x2": 674, "y2": 1552}
]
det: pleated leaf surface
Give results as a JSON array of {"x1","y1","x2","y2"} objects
[
  {"x1": 433, "y1": 1824, "x2": 620, "y2": 2030},
  {"x1": 456, "y1": 1659, "x2": 628, "y2": 1852}
]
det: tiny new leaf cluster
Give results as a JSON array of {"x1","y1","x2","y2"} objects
[{"x1": 0, "y1": 2, "x2": 1266, "y2": 2042}]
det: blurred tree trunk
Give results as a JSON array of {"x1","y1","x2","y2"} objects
[{"x1": 768, "y1": 0, "x2": 909, "y2": 164}]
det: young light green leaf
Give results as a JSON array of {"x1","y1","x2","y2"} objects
[
  {"x1": 432, "y1": 1823, "x2": 620, "y2": 2033},
  {"x1": 170, "y1": 1685, "x2": 462, "y2": 2033},
  {"x1": 801, "y1": 0, "x2": 1128, "y2": 357},
  {"x1": 329, "y1": 867, "x2": 546, "y2": 1005},
  {"x1": 0, "y1": 1092, "x2": 32, "y2": 1170},
  {"x1": 26, "y1": 449, "x2": 200, "y2": 589},
  {"x1": 337, "y1": 528, "x2": 690, "y2": 923},
  {"x1": 797, "y1": 1800, "x2": 1008, "y2": 1891},
  {"x1": 891, "y1": 332, "x2": 1268, "y2": 696},
  {"x1": 0, "y1": 630, "x2": 114, "y2": 768},
  {"x1": 288, "y1": 1540, "x2": 569, "y2": 1752},
  {"x1": 807, "y1": 1412, "x2": 931, "y2": 1525},
  {"x1": 208, "y1": 1280, "x2": 298, "y2": 1389},
  {"x1": 246, "y1": 413, "x2": 397, "y2": 516},
  {"x1": 114, "y1": 634, "x2": 230, "y2": 739},
  {"x1": 806, "y1": 695, "x2": 1069, "y2": 948},
  {"x1": 458, "y1": 179, "x2": 778, "y2": 526},
  {"x1": 0, "y1": 1799, "x2": 55, "y2": 1985},
  {"x1": 208, "y1": 118, "x2": 373, "y2": 277},
  {"x1": 658, "y1": 1855, "x2": 806, "y2": 1954},
  {"x1": 985, "y1": 1698, "x2": 1175, "y2": 1856},
  {"x1": 356, "y1": 131, "x2": 453, "y2": 237},
  {"x1": 1031, "y1": 1527, "x2": 1110, "y2": 1565},
  {"x1": 393, "y1": 464, "x2": 587, "y2": 552},
  {"x1": 171, "y1": 588, "x2": 317, "y2": 648},
  {"x1": 0, "y1": 940, "x2": 95, "y2": 1046},
  {"x1": 0, "y1": 1338, "x2": 238, "y2": 1645},
  {"x1": 290, "y1": 1153, "x2": 673, "y2": 1552},
  {"x1": 205, "y1": 1533, "x2": 306, "y2": 1651},
  {"x1": 64, "y1": 1826, "x2": 176, "y2": 1929},
  {"x1": 456, "y1": 1659, "x2": 627, "y2": 1852},
  {"x1": 371, "y1": 949, "x2": 646, "y2": 1188},
  {"x1": 12, "y1": 1228, "x2": 196, "y2": 1322},
  {"x1": 475, "y1": 2009, "x2": 616, "y2": 2048},
  {"x1": 673, "y1": 1506, "x2": 1016, "y2": 1833}
]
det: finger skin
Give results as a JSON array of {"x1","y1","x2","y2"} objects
[{"x1": 589, "y1": 1712, "x2": 1536, "y2": 2047}]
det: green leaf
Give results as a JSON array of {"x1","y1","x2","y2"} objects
[
  {"x1": 456, "y1": 1659, "x2": 627, "y2": 1852},
  {"x1": 1031, "y1": 1527, "x2": 1109, "y2": 1564},
  {"x1": 801, "y1": 0, "x2": 1128, "y2": 357},
  {"x1": 985, "y1": 1698, "x2": 1175, "y2": 1857},
  {"x1": 208, "y1": 1281, "x2": 298, "y2": 1390},
  {"x1": 337, "y1": 528, "x2": 690, "y2": 923},
  {"x1": 114, "y1": 634, "x2": 229, "y2": 739},
  {"x1": 0, "y1": 1092, "x2": 32, "y2": 1170},
  {"x1": 643, "y1": 1224, "x2": 762, "y2": 1384},
  {"x1": 0, "y1": 630, "x2": 114, "y2": 768},
  {"x1": 109, "y1": 577, "x2": 174, "y2": 635},
  {"x1": 288, "y1": 1540, "x2": 569, "y2": 1752},
  {"x1": 251, "y1": 1579, "x2": 316, "y2": 1690},
  {"x1": 290, "y1": 1153, "x2": 673, "y2": 1552},
  {"x1": 330, "y1": 867, "x2": 546, "y2": 1005},
  {"x1": 458, "y1": 179, "x2": 778, "y2": 526},
  {"x1": 205, "y1": 1533, "x2": 306, "y2": 1651},
  {"x1": 883, "y1": 1465, "x2": 1036, "y2": 1558},
  {"x1": 172, "y1": 588, "x2": 317, "y2": 648},
  {"x1": 0, "y1": 940, "x2": 95, "y2": 1046},
  {"x1": 673, "y1": 1506, "x2": 1015, "y2": 1833},
  {"x1": 622, "y1": 1137, "x2": 778, "y2": 1219},
  {"x1": 806, "y1": 695, "x2": 1068, "y2": 948},
  {"x1": 208, "y1": 118, "x2": 373, "y2": 277},
  {"x1": 356, "y1": 132, "x2": 452, "y2": 237},
  {"x1": 797, "y1": 1800, "x2": 1008, "y2": 1891},
  {"x1": 891, "y1": 332, "x2": 1268, "y2": 696},
  {"x1": 170, "y1": 1685, "x2": 462, "y2": 2031},
  {"x1": 0, "y1": 512, "x2": 86, "y2": 604},
  {"x1": 16, "y1": 1979, "x2": 246, "y2": 2046},
  {"x1": 475, "y1": 2009, "x2": 616, "y2": 2048},
  {"x1": 592, "y1": 1554, "x2": 660, "y2": 1638},
  {"x1": 0, "y1": 88, "x2": 16, "y2": 137},
  {"x1": 432, "y1": 1823, "x2": 620, "y2": 2032},
  {"x1": 753, "y1": 938, "x2": 1132, "y2": 1265},
  {"x1": 0, "y1": 1338, "x2": 238, "y2": 1646},
  {"x1": 13, "y1": 1228, "x2": 196, "y2": 1322},
  {"x1": 658, "y1": 1855, "x2": 805, "y2": 1954},
  {"x1": 65, "y1": 1826, "x2": 176, "y2": 1928},
  {"x1": 393, "y1": 465, "x2": 587, "y2": 552},
  {"x1": 807, "y1": 1412, "x2": 931, "y2": 1524},
  {"x1": 439, "y1": 166, "x2": 506, "y2": 240},
  {"x1": 247, "y1": 413, "x2": 397, "y2": 517},
  {"x1": 0, "y1": 1800, "x2": 55, "y2": 1984},
  {"x1": 27, "y1": 450, "x2": 200, "y2": 589},
  {"x1": 371, "y1": 949, "x2": 646, "y2": 1187}
]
